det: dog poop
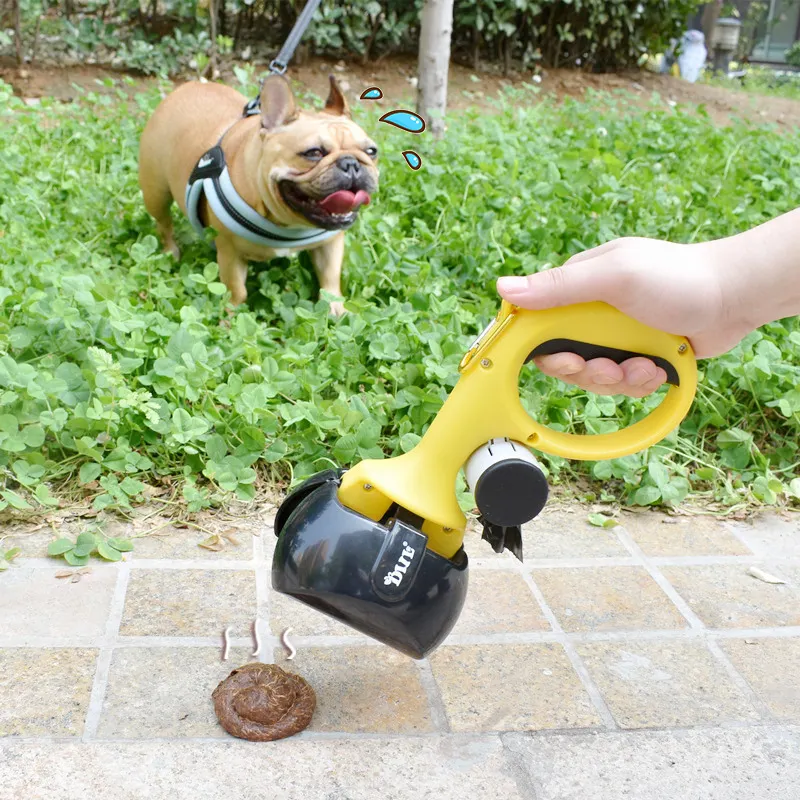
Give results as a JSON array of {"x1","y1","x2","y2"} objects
[{"x1": 212, "y1": 662, "x2": 316, "y2": 742}]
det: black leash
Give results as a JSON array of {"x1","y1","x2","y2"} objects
[{"x1": 243, "y1": 0, "x2": 323, "y2": 116}]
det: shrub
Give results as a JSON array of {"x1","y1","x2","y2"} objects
[
  {"x1": 3, "y1": 0, "x2": 703, "y2": 75},
  {"x1": 786, "y1": 40, "x2": 800, "y2": 67}
]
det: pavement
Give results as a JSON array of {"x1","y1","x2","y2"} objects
[{"x1": 1, "y1": 503, "x2": 799, "y2": 799}]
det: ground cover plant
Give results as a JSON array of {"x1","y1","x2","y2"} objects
[
  {"x1": 1, "y1": 72, "x2": 799, "y2": 522},
  {"x1": 701, "y1": 64, "x2": 800, "y2": 103}
]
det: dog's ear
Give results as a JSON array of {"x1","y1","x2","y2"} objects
[
  {"x1": 259, "y1": 75, "x2": 298, "y2": 131},
  {"x1": 323, "y1": 74, "x2": 350, "y2": 117}
]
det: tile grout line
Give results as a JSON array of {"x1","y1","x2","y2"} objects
[
  {"x1": 704, "y1": 638, "x2": 776, "y2": 722},
  {"x1": 17, "y1": 554, "x2": 800, "y2": 571},
  {"x1": 9, "y1": 717, "x2": 800, "y2": 746},
  {"x1": 616, "y1": 523, "x2": 776, "y2": 722},
  {"x1": 5, "y1": 626, "x2": 800, "y2": 650},
  {"x1": 614, "y1": 526, "x2": 706, "y2": 630},
  {"x1": 520, "y1": 570, "x2": 618, "y2": 731},
  {"x1": 253, "y1": 529, "x2": 272, "y2": 664},
  {"x1": 720, "y1": 518, "x2": 761, "y2": 555},
  {"x1": 415, "y1": 659, "x2": 451, "y2": 733},
  {"x1": 82, "y1": 561, "x2": 130, "y2": 742}
]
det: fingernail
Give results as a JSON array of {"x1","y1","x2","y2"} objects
[
  {"x1": 497, "y1": 276, "x2": 528, "y2": 295},
  {"x1": 557, "y1": 365, "x2": 582, "y2": 376}
]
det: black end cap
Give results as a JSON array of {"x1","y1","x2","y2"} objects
[{"x1": 474, "y1": 459, "x2": 549, "y2": 529}]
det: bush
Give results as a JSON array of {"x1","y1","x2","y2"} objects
[
  {"x1": 453, "y1": 0, "x2": 702, "y2": 72},
  {"x1": 3, "y1": 0, "x2": 703, "y2": 76},
  {"x1": 786, "y1": 40, "x2": 800, "y2": 67},
  {"x1": 1, "y1": 76, "x2": 799, "y2": 516}
]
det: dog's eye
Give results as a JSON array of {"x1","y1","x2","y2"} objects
[
  {"x1": 301, "y1": 148, "x2": 326, "y2": 161},
  {"x1": 365, "y1": 146, "x2": 378, "y2": 158}
]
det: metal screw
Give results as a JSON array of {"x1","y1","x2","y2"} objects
[
  {"x1": 443, "y1": 527, "x2": 452, "y2": 533},
  {"x1": 363, "y1": 483, "x2": 373, "y2": 491},
  {"x1": 678, "y1": 344, "x2": 687, "y2": 354},
  {"x1": 480, "y1": 358, "x2": 492, "y2": 368}
]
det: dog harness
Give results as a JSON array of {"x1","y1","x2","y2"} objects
[{"x1": 184, "y1": 106, "x2": 338, "y2": 250}]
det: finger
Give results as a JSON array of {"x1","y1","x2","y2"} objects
[
  {"x1": 573, "y1": 380, "x2": 625, "y2": 396},
  {"x1": 536, "y1": 358, "x2": 624, "y2": 393},
  {"x1": 622, "y1": 375, "x2": 669, "y2": 399},
  {"x1": 496, "y1": 255, "x2": 624, "y2": 310},
  {"x1": 535, "y1": 356, "x2": 668, "y2": 399},
  {"x1": 620, "y1": 358, "x2": 667, "y2": 388},
  {"x1": 581, "y1": 357, "x2": 625, "y2": 386},
  {"x1": 578, "y1": 367, "x2": 669, "y2": 399},
  {"x1": 533, "y1": 353, "x2": 586, "y2": 378},
  {"x1": 561, "y1": 239, "x2": 622, "y2": 266}
]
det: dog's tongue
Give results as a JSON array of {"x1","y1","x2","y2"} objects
[{"x1": 319, "y1": 190, "x2": 371, "y2": 215}]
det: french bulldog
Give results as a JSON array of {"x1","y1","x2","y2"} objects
[{"x1": 137, "y1": 74, "x2": 379, "y2": 315}]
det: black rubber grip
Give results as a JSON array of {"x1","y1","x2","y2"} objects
[{"x1": 526, "y1": 339, "x2": 680, "y2": 386}]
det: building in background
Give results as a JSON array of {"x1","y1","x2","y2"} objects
[{"x1": 692, "y1": 1, "x2": 800, "y2": 64}]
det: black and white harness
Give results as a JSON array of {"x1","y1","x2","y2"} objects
[{"x1": 184, "y1": 103, "x2": 337, "y2": 250}]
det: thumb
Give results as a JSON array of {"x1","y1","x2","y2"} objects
[{"x1": 496, "y1": 260, "x2": 619, "y2": 310}]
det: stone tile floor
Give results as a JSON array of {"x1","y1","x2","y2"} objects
[{"x1": 1, "y1": 505, "x2": 799, "y2": 799}]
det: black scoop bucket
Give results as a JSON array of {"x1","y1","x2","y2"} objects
[{"x1": 272, "y1": 470, "x2": 469, "y2": 659}]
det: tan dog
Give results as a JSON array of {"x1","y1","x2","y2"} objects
[{"x1": 138, "y1": 74, "x2": 379, "y2": 315}]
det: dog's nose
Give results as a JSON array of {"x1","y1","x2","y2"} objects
[{"x1": 336, "y1": 155, "x2": 361, "y2": 176}]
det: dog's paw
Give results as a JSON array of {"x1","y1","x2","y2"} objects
[
  {"x1": 329, "y1": 300, "x2": 348, "y2": 318},
  {"x1": 165, "y1": 242, "x2": 181, "y2": 260}
]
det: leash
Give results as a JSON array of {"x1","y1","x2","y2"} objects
[{"x1": 243, "y1": 0, "x2": 324, "y2": 116}]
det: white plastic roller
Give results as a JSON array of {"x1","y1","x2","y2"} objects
[{"x1": 464, "y1": 438, "x2": 548, "y2": 528}]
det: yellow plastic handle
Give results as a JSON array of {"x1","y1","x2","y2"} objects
[
  {"x1": 457, "y1": 299, "x2": 697, "y2": 459},
  {"x1": 339, "y1": 300, "x2": 698, "y2": 558}
]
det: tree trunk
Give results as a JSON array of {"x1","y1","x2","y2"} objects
[
  {"x1": 207, "y1": 0, "x2": 219, "y2": 76},
  {"x1": 31, "y1": 14, "x2": 42, "y2": 65},
  {"x1": 416, "y1": 0, "x2": 454, "y2": 140},
  {"x1": 233, "y1": 7, "x2": 243, "y2": 48},
  {"x1": 701, "y1": 0, "x2": 723, "y2": 49},
  {"x1": 361, "y1": 13, "x2": 382, "y2": 67},
  {"x1": 13, "y1": 0, "x2": 23, "y2": 65}
]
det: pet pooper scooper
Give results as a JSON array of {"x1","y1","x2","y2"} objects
[{"x1": 272, "y1": 300, "x2": 698, "y2": 658}]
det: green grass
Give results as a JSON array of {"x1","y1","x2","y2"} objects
[
  {"x1": 1, "y1": 74, "x2": 799, "y2": 521},
  {"x1": 701, "y1": 64, "x2": 800, "y2": 102}
]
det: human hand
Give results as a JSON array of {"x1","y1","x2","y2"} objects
[{"x1": 497, "y1": 237, "x2": 751, "y2": 397}]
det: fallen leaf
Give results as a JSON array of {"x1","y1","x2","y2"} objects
[
  {"x1": 55, "y1": 570, "x2": 74, "y2": 579},
  {"x1": 746, "y1": 566, "x2": 786, "y2": 585},
  {"x1": 587, "y1": 512, "x2": 619, "y2": 529},
  {"x1": 220, "y1": 529, "x2": 240, "y2": 546},
  {"x1": 198, "y1": 534, "x2": 224, "y2": 552}
]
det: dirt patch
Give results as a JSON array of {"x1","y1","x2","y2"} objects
[{"x1": 4, "y1": 53, "x2": 800, "y2": 129}]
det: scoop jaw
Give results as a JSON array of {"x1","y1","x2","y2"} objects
[{"x1": 272, "y1": 473, "x2": 469, "y2": 659}]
